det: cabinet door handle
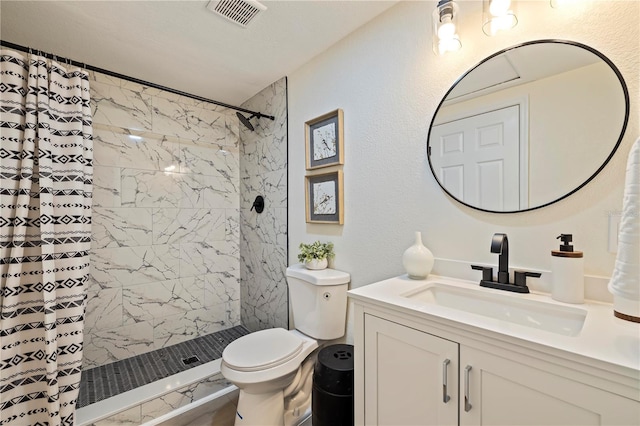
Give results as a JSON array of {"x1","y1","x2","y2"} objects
[
  {"x1": 442, "y1": 359, "x2": 451, "y2": 403},
  {"x1": 464, "y1": 365, "x2": 473, "y2": 412}
]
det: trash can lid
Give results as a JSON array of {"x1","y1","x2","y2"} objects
[{"x1": 314, "y1": 344, "x2": 354, "y2": 395}]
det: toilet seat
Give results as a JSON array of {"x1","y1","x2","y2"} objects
[
  {"x1": 221, "y1": 329, "x2": 318, "y2": 387},
  {"x1": 223, "y1": 328, "x2": 304, "y2": 371}
]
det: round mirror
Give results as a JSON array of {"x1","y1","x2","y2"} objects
[{"x1": 427, "y1": 40, "x2": 629, "y2": 213}]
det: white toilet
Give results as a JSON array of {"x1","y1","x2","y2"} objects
[{"x1": 221, "y1": 264, "x2": 350, "y2": 426}]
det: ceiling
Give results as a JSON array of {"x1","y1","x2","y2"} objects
[
  {"x1": 447, "y1": 41, "x2": 601, "y2": 102},
  {"x1": 0, "y1": 0, "x2": 397, "y2": 106}
]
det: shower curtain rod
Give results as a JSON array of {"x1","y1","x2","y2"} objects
[{"x1": 0, "y1": 40, "x2": 276, "y2": 120}]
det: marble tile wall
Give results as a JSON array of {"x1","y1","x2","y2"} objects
[
  {"x1": 239, "y1": 77, "x2": 289, "y2": 331},
  {"x1": 85, "y1": 71, "x2": 242, "y2": 368}
]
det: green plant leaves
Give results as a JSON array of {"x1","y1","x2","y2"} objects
[{"x1": 297, "y1": 241, "x2": 335, "y2": 262}]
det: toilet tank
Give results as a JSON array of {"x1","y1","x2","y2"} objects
[{"x1": 286, "y1": 264, "x2": 350, "y2": 340}]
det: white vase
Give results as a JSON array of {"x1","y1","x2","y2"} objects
[
  {"x1": 305, "y1": 258, "x2": 328, "y2": 270},
  {"x1": 402, "y1": 231, "x2": 434, "y2": 279}
]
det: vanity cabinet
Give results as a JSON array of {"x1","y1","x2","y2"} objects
[
  {"x1": 363, "y1": 314, "x2": 458, "y2": 425},
  {"x1": 459, "y1": 345, "x2": 639, "y2": 426},
  {"x1": 357, "y1": 309, "x2": 640, "y2": 426}
]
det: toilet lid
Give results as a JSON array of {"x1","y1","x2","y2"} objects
[{"x1": 223, "y1": 328, "x2": 303, "y2": 372}]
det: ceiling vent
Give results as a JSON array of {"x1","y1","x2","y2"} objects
[{"x1": 206, "y1": 0, "x2": 267, "y2": 28}]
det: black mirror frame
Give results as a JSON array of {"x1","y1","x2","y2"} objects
[{"x1": 426, "y1": 39, "x2": 630, "y2": 214}]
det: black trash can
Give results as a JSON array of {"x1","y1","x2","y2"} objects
[{"x1": 312, "y1": 344, "x2": 354, "y2": 426}]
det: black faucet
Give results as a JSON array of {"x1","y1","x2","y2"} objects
[
  {"x1": 491, "y1": 233, "x2": 509, "y2": 284},
  {"x1": 471, "y1": 233, "x2": 541, "y2": 294}
]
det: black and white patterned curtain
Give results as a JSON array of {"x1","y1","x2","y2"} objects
[{"x1": 0, "y1": 49, "x2": 93, "y2": 425}]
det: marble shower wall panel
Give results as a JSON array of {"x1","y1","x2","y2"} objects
[
  {"x1": 90, "y1": 244, "x2": 181, "y2": 288},
  {"x1": 152, "y1": 208, "x2": 226, "y2": 245},
  {"x1": 240, "y1": 168, "x2": 287, "y2": 210},
  {"x1": 151, "y1": 97, "x2": 229, "y2": 145},
  {"x1": 182, "y1": 144, "x2": 240, "y2": 179},
  {"x1": 92, "y1": 207, "x2": 153, "y2": 249},
  {"x1": 179, "y1": 241, "x2": 240, "y2": 280},
  {"x1": 91, "y1": 81, "x2": 153, "y2": 131},
  {"x1": 240, "y1": 206, "x2": 287, "y2": 246},
  {"x1": 83, "y1": 322, "x2": 155, "y2": 368},
  {"x1": 85, "y1": 287, "x2": 123, "y2": 333},
  {"x1": 240, "y1": 270, "x2": 288, "y2": 332},
  {"x1": 92, "y1": 166, "x2": 121, "y2": 208},
  {"x1": 84, "y1": 71, "x2": 241, "y2": 369},
  {"x1": 153, "y1": 303, "x2": 239, "y2": 348},
  {"x1": 93, "y1": 127, "x2": 179, "y2": 171},
  {"x1": 239, "y1": 77, "x2": 288, "y2": 332},
  {"x1": 121, "y1": 277, "x2": 205, "y2": 326}
]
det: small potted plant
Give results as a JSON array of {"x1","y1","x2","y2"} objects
[{"x1": 298, "y1": 241, "x2": 335, "y2": 270}]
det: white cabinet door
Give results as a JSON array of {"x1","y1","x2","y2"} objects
[
  {"x1": 460, "y1": 346, "x2": 640, "y2": 426},
  {"x1": 363, "y1": 314, "x2": 459, "y2": 426}
]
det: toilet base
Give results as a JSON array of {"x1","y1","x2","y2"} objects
[
  {"x1": 283, "y1": 356, "x2": 315, "y2": 426},
  {"x1": 235, "y1": 389, "x2": 285, "y2": 426},
  {"x1": 233, "y1": 357, "x2": 316, "y2": 426}
]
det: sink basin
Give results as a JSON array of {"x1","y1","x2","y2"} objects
[{"x1": 403, "y1": 283, "x2": 587, "y2": 336}]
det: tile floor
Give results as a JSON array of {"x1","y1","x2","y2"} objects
[{"x1": 79, "y1": 326, "x2": 250, "y2": 407}]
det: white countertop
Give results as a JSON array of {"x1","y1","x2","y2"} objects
[{"x1": 348, "y1": 274, "x2": 640, "y2": 375}]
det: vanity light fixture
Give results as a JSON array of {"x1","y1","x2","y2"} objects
[
  {"x1": 432, "y1": 0, "x2": 462, "y2": 55},
  {"x1": 482, "y1": 0, "x2": 518, "y2": 36}
]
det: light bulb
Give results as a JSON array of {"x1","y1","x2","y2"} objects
[
  {"x1": 483, "y1": 0, "x2": 517, "y2": 35},
  {"x1": 489, "y1": 0, "x2": 511, "y2": 16},
  {"x1": 490, "y1": 14, "x2": 516, "y2": 33},
  {"x1": 438, "y1": 18, "x2": 456, "y2": 40},
  {"x1": 438, "y1": 37, "x2": 461, "y2": 55}
]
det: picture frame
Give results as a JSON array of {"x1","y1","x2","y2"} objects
[
  {"x1": 305, "y1": 171, "x2": 344, "y2": 224},
  {"x1": 305, "y1": 109, "x2": 344, "y2": 170}
]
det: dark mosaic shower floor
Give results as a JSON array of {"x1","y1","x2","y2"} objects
[{"x1": 78, "y1": 325, "x2": 250, "y2": 408}]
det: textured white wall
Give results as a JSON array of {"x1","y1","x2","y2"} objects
[{"x1": 288, "y1": 1, "x2": 639, "y2": 293}]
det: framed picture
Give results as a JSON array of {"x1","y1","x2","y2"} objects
[
  {"x1": 305, "y1": 171, "x2": 344, "y2": 224},
  {"x1": 305, "y1": 109, "x2": 344, "y2": 170}
]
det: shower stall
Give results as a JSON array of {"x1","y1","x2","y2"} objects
[{"x1": 78, "y1": 71, "x2": 288, "y2": 423}]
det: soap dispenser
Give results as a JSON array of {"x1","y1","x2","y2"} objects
[{"x1": 551, "y1": 234, "x2": 584, "y2": 304}]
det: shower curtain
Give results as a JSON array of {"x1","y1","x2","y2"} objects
[{"x1": 0, "y1": 50, "x2": 93, "y2": 425}]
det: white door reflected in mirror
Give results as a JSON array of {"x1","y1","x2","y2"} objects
[{"x1": 431, "y1": 105, "x2": 523, "y2": 211}]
